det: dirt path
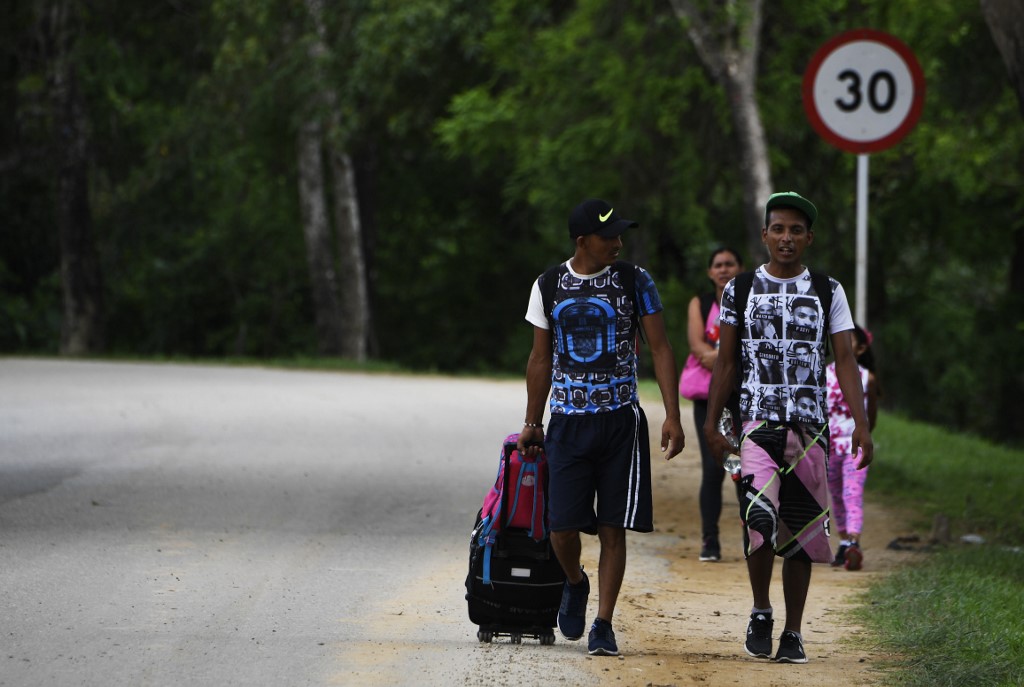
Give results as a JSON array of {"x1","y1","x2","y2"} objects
[
  {"x1": 337, "y1": 392, "x2": 924, "y2": 686},
  {"x1": 574, "y1": 408, "x2": 922, "y2": 686}
]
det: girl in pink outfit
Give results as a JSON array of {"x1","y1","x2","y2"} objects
[{"x1": 825, "y1": 325, "x2": 878, "y2": 570}]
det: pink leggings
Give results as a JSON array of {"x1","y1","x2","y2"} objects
[{"x1": 827, "y1": 451, "x2": 867, "y2": 535}]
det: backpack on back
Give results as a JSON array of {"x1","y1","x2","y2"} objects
[
  {"x1": 538, "y1": 260, "x2": 644, "y2": 345},
  {"x1": 727, "y1": 270, "x2": 833, "y2": 416},
  {"x1": 731, "y1": 270, "x2": 834, "y2": 354}
]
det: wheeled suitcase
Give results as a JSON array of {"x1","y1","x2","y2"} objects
[{"x1": 465, "y1": 435, "x2": 565, "y2": 644}]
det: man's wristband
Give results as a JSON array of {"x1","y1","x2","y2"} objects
[{"x1": 523, "y1": 421, "x2": 543, "y2": 428}]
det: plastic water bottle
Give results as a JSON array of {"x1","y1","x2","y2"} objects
[{"x1": 718, "y1": 408, "x2": 741, "y2": 481}]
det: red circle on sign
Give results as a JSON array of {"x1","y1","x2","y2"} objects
[{"x1": 802, "y1": 29, "x2": 925, "y2": 154}]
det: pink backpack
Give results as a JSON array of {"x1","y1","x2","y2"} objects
[{"x1": 475, "y1": 433, "x2": 549, "y2": 584}]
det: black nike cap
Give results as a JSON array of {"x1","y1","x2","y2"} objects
[{"x1": 568, "y1": 198, "x2": 638, "y2": 239}]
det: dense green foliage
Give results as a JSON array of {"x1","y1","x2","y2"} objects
[{"x1": 2, "y1": 1, "x2": 1021, "y2": 441}]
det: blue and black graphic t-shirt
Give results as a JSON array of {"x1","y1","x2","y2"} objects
[{"x1": 526, "y1": 261, "x2": 663, "y2": 415}]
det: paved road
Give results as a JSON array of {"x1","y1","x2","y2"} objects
[{"x1": 0, "y1": 359, "x2": 598, "y2": 686}]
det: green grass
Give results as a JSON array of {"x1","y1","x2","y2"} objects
[
  {"x1": 855, "y1": 546, "x2": 1024, "y2": 686},
  {"x1": 871, "y1": 412, "x2": 1024, "y2": 543},
  {"x1": 859, "y1": 413, "x2": 1024, "y2": 686}
]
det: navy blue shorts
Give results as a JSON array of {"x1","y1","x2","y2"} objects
[{"x1": 545, "y1": 404, "x2": 653, "y2": 533}]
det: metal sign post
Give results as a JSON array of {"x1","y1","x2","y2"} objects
[
  {"x1": 803, "y1": 29, "x2": 925, "y2": 327},
  {"x1": 856, "y1": 154, "x2": 869, "y2": 326}
]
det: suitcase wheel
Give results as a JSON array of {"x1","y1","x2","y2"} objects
[
  {"x1": 540, "y1": 633, "x2": 555, "y2": 645},
  {"x1": 477, "y1": 630, "x2": 493, "y2": 643},
  {"x1": 510, "y1": 633, "x2": 522, "y2": 644}
]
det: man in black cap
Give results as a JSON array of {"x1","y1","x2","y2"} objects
[
  {"x1": 703, "y1": 191, "x2": 873, "y2": 664},
  {"x1": 518, "y1": 198, "x2": 684, "y2": 657}
]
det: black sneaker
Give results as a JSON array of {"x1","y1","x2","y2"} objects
[
  {"x1": 587, "y1": 618, "x2": 619, "y2": 656},
  {"x1": 557, "y1": 569, "x2": 589, "y2": 641},
  {"x1": 774, "y1": 629, "x2": 808, "y2": 663},
  {"x1": 831, "y1": 543, "x2": 848, "y2": 567},
  {"x1": 744, "y1": 612, "x2": 773, "y2": 658},
  {"x1": 698, "y1": 537, "x2": 721, "y2": 562}
]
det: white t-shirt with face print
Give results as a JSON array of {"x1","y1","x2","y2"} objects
[{"x1": 720, "y1": 266, "x2": 854, "y2": 428}]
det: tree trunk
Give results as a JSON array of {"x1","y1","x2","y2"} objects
[
  {"x1": 981, "y1": 0, "x2": 1024, "y2": 117},
  {"x1": 46, "y1": 0, "x2": 105, "y2": 355},
  {"x1": 980, "y1": 0, "x2": 1024, "y2": 303},
  {"x1": 353, "y1": 147, "x2": 380, "y2": 359},
  {"x1": 980, "y1": 0, "x2": 1024, "y2": 441},
  {"x1": 669, "y1": 0, "x2": 771, "y2": 264},
  {"x1": 726, "y1": 70, "x2": 772, "y2": 266},
  {"x1": 329, "y1": 150, "x2": 369, "y2": 361},
  {"x1": 296, "y1": 119, "x2": 345, "y2": 355},
  {"x1": 296, "y1": 0, "x2": 370, "y2": 360}
]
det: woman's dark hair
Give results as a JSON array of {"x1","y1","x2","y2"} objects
[
  {"x1": 707, "y1": 246, "x2": 743, "y2": 269},
  {"x1": 853, "y1": 324, "x2": 876, "y2": 373}
]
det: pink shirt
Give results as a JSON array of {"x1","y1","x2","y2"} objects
[{"x1": 825, "y1": 361, "x2": 869, "y2": 455}]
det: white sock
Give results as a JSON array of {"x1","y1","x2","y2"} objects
[{"x1": 752, "y1": 606, "x2": 773, "y2": 617}]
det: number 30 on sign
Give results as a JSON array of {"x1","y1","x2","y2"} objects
[{"x1": 802, "y1": 29, "x2": 925, "y2": 154}]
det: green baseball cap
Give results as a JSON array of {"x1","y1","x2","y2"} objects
[{"x1": 764, "y1": 192, "x2": 817, "y2": 229}]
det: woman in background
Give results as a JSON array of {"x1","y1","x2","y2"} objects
[
  {"x1": 686, "y1": 247, "x2": 743, "y2": 562},
  {"x1": 826, "y1": 324, "x2": 879, "y2": 571}
]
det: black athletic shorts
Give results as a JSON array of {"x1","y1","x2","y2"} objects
[{"x1": 545, "y1": 403, "x2": 653, "y2": 533}]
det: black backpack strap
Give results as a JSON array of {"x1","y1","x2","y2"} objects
[
  {"x1": 809, "y1": 271, "x2": 834, "y2": 356},
  {"x1": 732, "y1": 271, "x2": 755, "y2": 332},
  {"x1": 614, "y1": 260, "x2": 644, "y2": 343},
  {"x1": 698, "y1": 292, "x2": 716, "y2": 330},
  {"x1": 614, "y1": 260, "x2": 635, "y2": 291},
  {"x1": 729, "y1": 271, "x2": 756, "y2": 410},
  {"x1": 538, "y1": 264, "x2": 562, "y2": 329}
]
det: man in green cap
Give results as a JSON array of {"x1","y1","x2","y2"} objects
[{"x1": 702, "y1": 191, "x2": 874, "y2": 663}]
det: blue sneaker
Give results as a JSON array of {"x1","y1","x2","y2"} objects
[
  {"x1": 587, "y1": 618, "x2": 619, "y2": 656},
  {"x1": 557, "y1": 569, "x2": 589, "y2": 640}
]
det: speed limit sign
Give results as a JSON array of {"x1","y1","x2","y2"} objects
[{"x1": 803, "y1": 29, "x2": 925, "y2": 153}]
